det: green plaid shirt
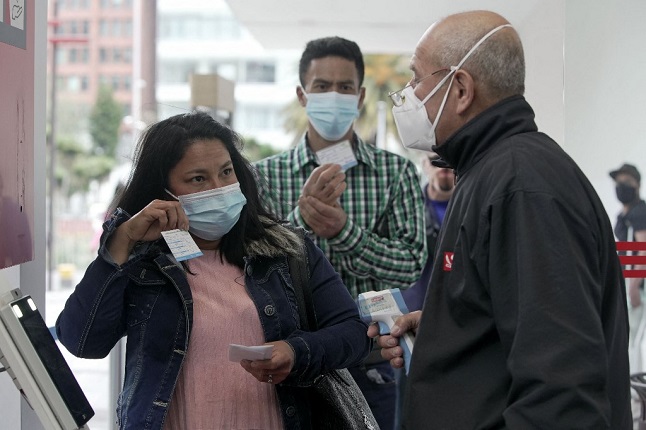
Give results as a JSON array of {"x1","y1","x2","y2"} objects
[{"x1": 254, "y1": 134, "x2": 427, "y2": 298}]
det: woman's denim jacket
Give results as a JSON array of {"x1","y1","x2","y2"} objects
[{"x1": 56, "y1": 208, "x2": 371, "y2": 430}]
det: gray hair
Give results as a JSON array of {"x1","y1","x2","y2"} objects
[{"x1": 432, "y1": 26, "x2": 525, "y2": 100}]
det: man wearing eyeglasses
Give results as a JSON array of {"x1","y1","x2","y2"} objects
[
  {"x1": 370, "y1": 10, "x2": 631, "y2": 429},
  {"x1": 255, "y1": 36, "x2": 426, "y2": 430}
]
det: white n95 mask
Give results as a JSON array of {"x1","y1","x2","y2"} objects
[
  {"x1": 392, "y1": 24, "x2": 513, "y2": 151},
  {"x1": 392, "y1": 71, "x2": 456, "y2": 151},
  {"x1": 166, "y1": 183, "x2": 247, "y2": 241}
]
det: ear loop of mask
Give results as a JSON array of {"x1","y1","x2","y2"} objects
[
  {"x1": 165, "y1": 189, "x2": 179, "y2": 201},
  {"x1": 421, "y1": 68, "x2": 457, "y2": 133}
]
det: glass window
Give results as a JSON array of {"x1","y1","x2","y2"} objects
[
  {"x1": 99, "y1": 19, "x2": 108, "y2": 36},
  {"x1": 112, "y1": 20, "x2": 121, "y2": 37},
  {"x1": 242, "y1": 106, "x2": 273, "y2": 130},
  {"x1": 112, "y1": 76, "x2": 120, "y2": 91},
  {"x1": 81, "y1": 76, "x2": 89, "y2": 91},
  {"x1": 113, "y1": 47, "x2": 122, "y2": 63},
  {"x1": 55, "y1": 47, "x2": 67, "y2": 65},
  {"x1": 217, "y1": 63, "x2": 238, "y2": 82},
  {"x1": 56, "y1": 76, "x2": 66, "y2": 91},
  {"x1": 213, "y1": 15, "x2": 242, "y2": 39},
  {"x1": 245, "y1": 62, "x2": 275, "y2": 83},
  {"x1": 99, "y1": 47, "x2": 108, "y2": 63},
  {"x1": 158, "y1": 14, "x2": 243, "y2": 40},
  {"x1": 67, "y1": 75, "x2": 81, "y2": 92},
  {"x1": 68, "y1": 48, "x2": 77, "y2": 63},
  {"x1": 122, "y1": 47, "x2": 132, "y2": 63},
  {"x1": 123, "y1": 21, "x2": 132, "y2": 37}
]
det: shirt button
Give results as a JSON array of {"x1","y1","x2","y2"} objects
[
  {"x1": 264, "y1": 305, "x2": 275, "y2": 316},
  {"x1": 246, "y1": 266, "x2": 253, "y2": 276},
  {"x1": 286, "y1": 406, "x2": 296, "y2": 417}
]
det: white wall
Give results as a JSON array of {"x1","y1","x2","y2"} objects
[
  {"x1": 0, "y1": 268, "x2": 21, "y2": 429},
  {"x1": 516, "y1": 1, "x2": 565, "y2": 145},
  {"x1": 564, "y1": 0, "x2": 646, "y2": 222},
  {"x1": 0, "y1": 3, "x2": 47, "y2": 429}
]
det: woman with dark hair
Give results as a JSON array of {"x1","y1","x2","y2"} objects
[{"x1": 56, "y1": 111, "x2": 370, "y2": 430}]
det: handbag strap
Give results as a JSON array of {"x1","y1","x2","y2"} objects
[{"x1": 288, "y1": 228, "x2": 318, "y2": 332}]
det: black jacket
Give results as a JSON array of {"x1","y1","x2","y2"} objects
[
  {"x1": 404, "y1": 96, "x2": 631, "y2": 429},
  {"x1": 615, "y1": 199, "x2": 646, "y2": 241}
]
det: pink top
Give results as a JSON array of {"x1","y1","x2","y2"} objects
[{"x1": 163, "y1": 250, "x2": 283, "y2": 430}]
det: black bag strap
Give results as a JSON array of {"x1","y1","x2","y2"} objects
[{"x1": 288, "y1": 228, "x2": 318, "y2": 332}]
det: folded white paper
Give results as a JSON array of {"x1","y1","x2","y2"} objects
[{"x1": 228, "y1": 344, "x2": 274, "y2": 362}]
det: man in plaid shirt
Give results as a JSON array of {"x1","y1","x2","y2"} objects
[{"x1": 255, "y1": 36, "x2": 426, "y2": 430}]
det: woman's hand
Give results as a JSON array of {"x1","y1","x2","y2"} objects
[
  {"x1": 239, "y1": 340, "x2": 295, "y2": 385},
  {"x1": 107, "y1": 199, "x2": 189, "y2": 265}
]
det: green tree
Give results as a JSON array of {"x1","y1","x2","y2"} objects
[
  {"x1": 56, "y1": 136, "x2": 115, "y2": 197},
  {"x1": 282, "y1": 54, "x2": 412, "y2": 147},
  {"x1": 242, "y1": 136, "x2": 281, "y2": 162},
  {"x1": 359, "y1": 54, "x2": 411, "y2": 143},
  {"x1": 89, "y1": 85, "x2": 123, "y2": 157}
]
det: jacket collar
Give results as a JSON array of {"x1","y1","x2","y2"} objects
[{"x1": 433, "y1": 95, "x2": 538, "y2": 179}]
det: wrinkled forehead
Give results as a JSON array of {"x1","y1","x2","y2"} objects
[{"x1": 411, "y1": 25, "x2": 442, "y2": 76}]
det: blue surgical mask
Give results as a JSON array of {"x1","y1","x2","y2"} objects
[
  {"x1": 166, "y1": 183, "x2": 247, "y2": 241},
  {"x1": 305, "y1": 91, "x2": 360, "y2": 141}
]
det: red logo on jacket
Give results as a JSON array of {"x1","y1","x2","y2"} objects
[{"x1": 443, "y1": 252, "x2": 454, "y2": 271}]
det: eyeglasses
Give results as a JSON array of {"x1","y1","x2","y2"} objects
[{"x1": 388, "y1": 68, "x2": 450, "y2": 107}]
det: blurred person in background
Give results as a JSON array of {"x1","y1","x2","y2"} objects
[
  {"x1": 610, "y1": 163, "x2": 646, "y2": 368},
  {"x1": 400, "y1": 152, "x2": 456, "y2": 313}
]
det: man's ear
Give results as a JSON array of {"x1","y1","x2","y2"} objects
[
  {"x1": 453, "y1": 70, "x2": 475, "y2": 115},
  {"x1": 296, "y1": 86, "x2": 307, "y2": 108},
  {"x1": 358, "y1": 87, "x2": 366, "y2": 110}
]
